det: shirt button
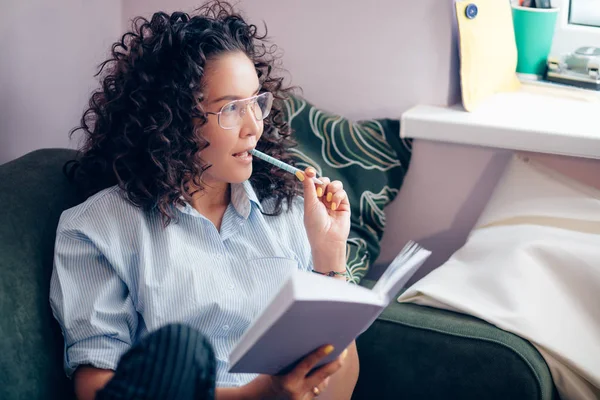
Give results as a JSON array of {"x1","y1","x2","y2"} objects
[{"x1": 223, "y1": 325, "x2": 230, "y2": 331}]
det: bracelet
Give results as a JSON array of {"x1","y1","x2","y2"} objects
[{"x1": 312, "y1": 269, "x2": 347, "y2": 278}]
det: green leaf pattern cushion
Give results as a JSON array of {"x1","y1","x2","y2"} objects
[{"x1": 282, "y1": 96, "x2": 412, "y2": 283}]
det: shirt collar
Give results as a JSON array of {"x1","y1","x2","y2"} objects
[
  {"x1": 175, "y1": 180, "x2": 262, "y2": 219},
  {"x1": 231, "y1": 180, "x2": 263, "y2": 218}
]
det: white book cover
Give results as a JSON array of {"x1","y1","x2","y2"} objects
[{"x1": 229, "y1": 241, "x2": 431, "y2": 375}]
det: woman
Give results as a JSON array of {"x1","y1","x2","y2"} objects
[{"x1": 50, "y1": 2, "x2": 359, "y2": 399}]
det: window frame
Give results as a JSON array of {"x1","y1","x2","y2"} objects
[
  {"x1": 568, "y1": 0, "x2": 600, "y2": 28},
  {"x1": 551, "y1": 0, "x2": 600, "y2": 55}
]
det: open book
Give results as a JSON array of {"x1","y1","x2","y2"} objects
[{"x1": 228, "y1": 241, "x2": 431, "y2": 375}]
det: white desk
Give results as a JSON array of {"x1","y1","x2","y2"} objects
[{"x1": 400, "y1": 85, "x2": 600, "y2": 160}]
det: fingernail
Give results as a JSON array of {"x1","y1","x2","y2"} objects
[
  {"x1": 306, "y1": 167, "x2": 315, "y2": 176},
  {"x1": 295, "y1": 171, "x2": 305, "y2": 182},
  {"x1": 327, "y1": 192, "x2": 332, "y2": 202},
  {"x1": 341, "y1": 349, "x2": 348, "y2": 360},
  {"x1": 316, "y1": 187, "x2": 323, "y2": 197},
  {"x1": 323, "y1": 345, "x2": 335, "y2": 355},
  {"x1": 331, "y1": 202, "x2": 337, "y2": 211}
]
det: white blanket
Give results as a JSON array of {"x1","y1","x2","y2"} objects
[{"x1": 398, "y1": 155, "x2": 600, "y2": 400}]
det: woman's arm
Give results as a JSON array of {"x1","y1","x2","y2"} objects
[
  {"x1": 312, "y1": 243, "x2": 347, "y2": 280},
  {"x1": 300, "y1": 169, "x2": 351, "y2": 279},
  {"x1": 51, "y1": 229, "x2": 137, "y2": 400},
  {"x1": 73, "y1": 366, "x2": 115, "y2": 400},
  {"x1": 75, "y1": 366, "x2": 248, "y2": 400},
  {"x1": 215, "y1": 387, "x2": 244, "y2": 399}
]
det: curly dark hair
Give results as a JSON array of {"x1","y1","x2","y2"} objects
[{"x1": 67, "y1": 0, "x2": 300, "y2": 224}]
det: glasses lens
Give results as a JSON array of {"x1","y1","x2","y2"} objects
[
  {"x1": 254, "y1": 92, "x2": 273, "y2": 121},
  {"x1": 217, "y1": 93, "x2": 273, "y2": 129},
  {"x1": 218, "y1": 101, "x2": 240, "y2": 129}
]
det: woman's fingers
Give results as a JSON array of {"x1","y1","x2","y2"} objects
[
  {"x1": 301, "y1": 171, "x2": 349, "y2": 213},
  {"x1": 310, "y1": 377, "x2": 330, "y2": 398},
  {"x1": 321, "y1": 180, "x2": 348, "y2": 211},
  {"x1": 316, "y1": 177, "x2": 330, "y2": 198},
  {"x1": 305, "y1": 348, "x2": 348, "y2": 391},
  {"x1": 324, "y1": 181, "x2": 342, "y2": 202},
  {"x1": 289, "y1": 344, "x2": 335, "y2": 381},
  {"x1": 330, "y1": 190, "x2": 348, "y2": 211},
  {"x1": 301, "y1": 167, "x2": 319, "y2": 206}
]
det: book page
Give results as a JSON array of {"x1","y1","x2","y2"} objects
[{"x1": 372, "y1": 241, "x2": 431, "y2": 302}]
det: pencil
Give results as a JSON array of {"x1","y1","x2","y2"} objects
[{"x1": 250, "y1": 149, "x2": 324, "y2": 185}]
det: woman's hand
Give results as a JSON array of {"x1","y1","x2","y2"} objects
[
  {"x1": 241, "y1": 344, "x2": 349, "y2": 400},
  {"x1": 300, "y1": 168, "x2": 350, "y2": 266}
]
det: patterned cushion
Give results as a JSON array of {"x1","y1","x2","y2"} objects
[{"x1": 282, "y1": 96, "x2": 412, "y2": 283}]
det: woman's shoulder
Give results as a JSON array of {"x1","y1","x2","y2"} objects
[{"x1": 58, "y1": 186, "x2": 144, "y2": 233}]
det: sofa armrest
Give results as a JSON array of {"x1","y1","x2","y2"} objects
[{"x1": 353, "y1": 280, "x2": 557, "y2": 400}]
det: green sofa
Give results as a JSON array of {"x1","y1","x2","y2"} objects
[{"x1": 0, "y1": 149, "x2": 559, "y2": 399}]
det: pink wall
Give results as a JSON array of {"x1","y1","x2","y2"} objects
[
  {"x1": 0, "y1": 0, "x2": 122, "y2": 164},
  {"x1": 122, "y1": 0, "x2": 460, "y2": 120}
]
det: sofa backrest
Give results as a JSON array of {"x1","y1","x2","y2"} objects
[{"x1": 0, "y1": 149, "x2": 79, "y2": 400}]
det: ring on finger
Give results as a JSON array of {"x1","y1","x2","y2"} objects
[{"x1": 312, "y1": 386, "x2": 321, "y2": 397}]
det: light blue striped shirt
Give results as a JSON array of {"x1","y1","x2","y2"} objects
[{"x1": 50, "y1": 181, "x2": 312, "y2": 387}]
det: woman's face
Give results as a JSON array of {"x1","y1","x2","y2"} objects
[{"x1": 198, "y1": 51, "x2": 263, "y2": 185}]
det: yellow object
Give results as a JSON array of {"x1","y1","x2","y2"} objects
[
  {"x1": 323, "y1": 344, "x2": 335, "y2": 355},
  {"x1": 295, "y1": 170, "x2": 305, "y2": 182},
  {"x1": 327, "y1": 192, "x2": 333, "y2": 202},
  {"x1": 455, "y1": 0, "x2": 521, "y2": 112},
  {"x1": 341, "y1": 348, "x2": 349, "y2": 360},
  {"x1": 316, "y1": 187, "x2": 323, "y2": 197},
  {"x1": 331, "y1": 202, "x2": 337, "y2": 211}
]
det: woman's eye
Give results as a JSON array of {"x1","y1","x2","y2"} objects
[{"x1": 223, "y1": 103, "x2": 238, "y2": 113}]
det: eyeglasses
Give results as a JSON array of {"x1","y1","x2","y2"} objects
[{"x1": 205, "y1": 92, "x2": 273, "y2": 130}]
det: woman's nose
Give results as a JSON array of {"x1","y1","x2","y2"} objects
[{"x1": 239, "y1": 105, "x2": 260, "y2": 137}]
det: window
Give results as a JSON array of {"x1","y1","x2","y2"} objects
[
  {"x1": 569, "y1": 0, "x2": 600, "y2": 27},
  {"x1": 551, "y1": 0, "x2": 600, "y2": 54}
]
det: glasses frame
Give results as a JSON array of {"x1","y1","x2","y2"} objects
[{"x1": 205, "y1": 92, "x2": 273, "y2": 130}]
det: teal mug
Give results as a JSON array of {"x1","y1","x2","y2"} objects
[{"x1": 512, "y1": 5, "x2": 559, "y2": 76}]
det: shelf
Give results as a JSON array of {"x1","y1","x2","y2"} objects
[{"x1": 400, "y1": 86, "x2": 600, "y2": 159}]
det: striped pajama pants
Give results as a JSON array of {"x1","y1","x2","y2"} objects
[{"x1": 96, "y1": 324, "x2": 216, "y2": 400}]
